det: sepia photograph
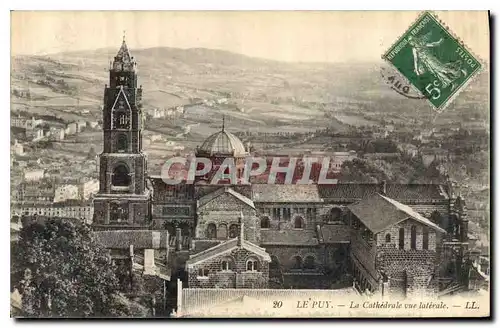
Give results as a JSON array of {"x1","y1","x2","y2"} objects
[{"x1": 9, "y1": 10, "x2": 490, "y2": 318}]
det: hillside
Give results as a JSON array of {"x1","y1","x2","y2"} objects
[{"x1": 11, "y1": 46, "x2": 489, "y2": 136}]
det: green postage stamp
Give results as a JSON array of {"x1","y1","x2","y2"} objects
[{"x1": 383, "y1": 11, "x2": 482, "y2": 111}]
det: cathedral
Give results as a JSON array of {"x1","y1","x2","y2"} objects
[{"x1": 93, "y1": 39, "x2": 476, "y2": 298}]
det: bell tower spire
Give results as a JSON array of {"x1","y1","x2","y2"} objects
[{"x1": 93, "y1": 37, "x2": 149, "y2": 231}]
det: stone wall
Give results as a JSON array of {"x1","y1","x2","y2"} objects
[
  {"x1": 264, "y1": 245, "x2": 324, "y2": 272},
  {"x1": 196, "y1": 192, "x2": 259, "y2": 243},
  {"x1": 187, "y1": 247, "x2": 269, "y2": 289},
  {"x1": 376, "y1": 219, "x2": 440, "y2": 297},
  {"x1": 376, "y1": 219, "x2": 437, "y2": 251}
]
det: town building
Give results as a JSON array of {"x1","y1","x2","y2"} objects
[
  {"x1": 49, "y1": 127, "x2": 65, "y2": 141},
  {"x1": 65, "y1": 122, "x2": 78, "y2": 135},
  {"x1": 17, "y1": 199, "x2": 94, "y2": 224},
  {"x1": 23, "y1": 169, "x2": 45, "y2": 182},
  {"x1": 12, "y1": 140, "x2": 24, "y2": 156},
  {"x1": 81, "y1": 178, "x2": 100, "y2": 200},
  {"x1": 26, "y1": 128, "x2": 44, "y2": 141},
  {"x1": 54, "y1": 183, "x2": 80, "y2": 202}
]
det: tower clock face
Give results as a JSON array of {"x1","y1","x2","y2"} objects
[{"x1": 113, "y1": 112, "x2": 130, "y2": 129}]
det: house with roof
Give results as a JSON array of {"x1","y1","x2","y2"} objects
[{"x1": 346, "y1": 193, "x2": 446, "y2": 297}]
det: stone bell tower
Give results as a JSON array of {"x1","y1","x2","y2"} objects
[{"x1": 92, "y1": 36, "x2": 150, "y2": 230}]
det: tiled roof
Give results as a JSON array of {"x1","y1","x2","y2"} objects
[
  {"x1": 181, "y1": 288, "x2": 358, "y2": 317},
  {"x1": 93, "y1": 230, "x2": 169, "y2": 250},
  {"x1": 251, "y1": 184, "x2": 323, "y2": 203},
  {"x1": 197, "y1": 187, "x2": 255, "y2": 209},
  {"x1": 192, "y1": 240, "x2": 223, "y2": 254},
  {"x1": 186, "y1": 238, "x2": 270, "y2": 267},
  {"x1": 347, "y1": 193, "x2": 446, "y2": 234},
  {"x1": 318, "y1": 183, "x2": 449, "y2": 201},
  {"x1": 260, "y1": 229, "x2": 319, "y2": 246},
  {"x1": 320, "y1": 224, "x2": 351, "y2": 243}
]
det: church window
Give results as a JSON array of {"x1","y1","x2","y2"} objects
[
  {"x1": 385, "y1": 233, "x2": 391, "y2": 243},
  {"x1": 246, "y1": 258, "x2": 260, "y2": 271},
  {"x1": 218, "y1": 224, "x2": 228, "y2": 239},
  {"x1": 112, "y1": 164, "x2": 130, "y2": 186},
  {"x1": 116, "y1": 134, "x2": 128, "y2": 152},
  {"x1": 229, "y1": 224, "x2": 239, "y2": 238},
  {"x1": 206, "y1": 223, "x2": 217, "y2": 239},
  {"x1": 294, "y1": 216, "x2": 304, "y2": 229},
  {"x1": 221, "y1": 257, "x2": 234, "y2": 271},
  {"x1": 260, "y1": 216, "x2": 270, "y2": 229},
  {"x1": 423, "y1": 227, "x2": 429, "y2": 250},
  {"x1": 291, "y1": 256, "x2": 303, "y2": 270},
  {"x1": 410, "y1": 225, "x2": 417, "y2": 250},
  {"x1": 304, "y1": 256, "x2": 315, "y2": 270},
  {"x1": 399, "y1": 228, "x2": 405, "y2": 250}
]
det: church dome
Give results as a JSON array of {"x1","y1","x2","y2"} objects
[{"x1": 198, "y1": 129, "x2": 247, "y2": 157}]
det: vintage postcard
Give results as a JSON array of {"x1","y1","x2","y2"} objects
[{"x1": 10, "y1": 11, "x2": 490, "y2": 318}]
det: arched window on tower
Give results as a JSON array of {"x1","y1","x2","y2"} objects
[
  {"x1": 112, "y1": 164, "x2": 130, "y2": 186},
  {"x1": 116, "y1": 134, "x2": 128, "y2": 152},
  {"x1": 261, "y1": 216, "x2": 270, "y2": 229},
  {"x1": 399, "y1": 227, "x2": 405, "y2": 250},
  {"x1": 410, "y1": 225, "x2": 417, "y2": 250},
  {"x1": 385, "y1": 233, "x2": 391, "y2": 243}
]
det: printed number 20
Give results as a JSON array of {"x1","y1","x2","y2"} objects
[
  {"x1": 273, "y1": 301, "x2": 283, "y2": 308},
  {"x1": 425, "y1": 80, "x2": 441, "y2": 100}
]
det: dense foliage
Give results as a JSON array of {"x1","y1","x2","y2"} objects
[{"x1": 12, "y1": 218, "x2": 147, "y2": 318}]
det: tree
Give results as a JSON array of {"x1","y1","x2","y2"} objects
[
  {"x1": 12, "y1": 218, "x2": 146, "y2": 318},
  {"x1": 338, "y1": 158, "x2": 390, "y2": 183}
]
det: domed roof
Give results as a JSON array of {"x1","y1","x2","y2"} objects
[{"x1": 197, "y1": 129, "x2": 247, "y2": 157}]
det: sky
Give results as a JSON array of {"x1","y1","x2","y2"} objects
[{"x1": 11, "y1": 11, "x2": 490, "y2": 63}]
